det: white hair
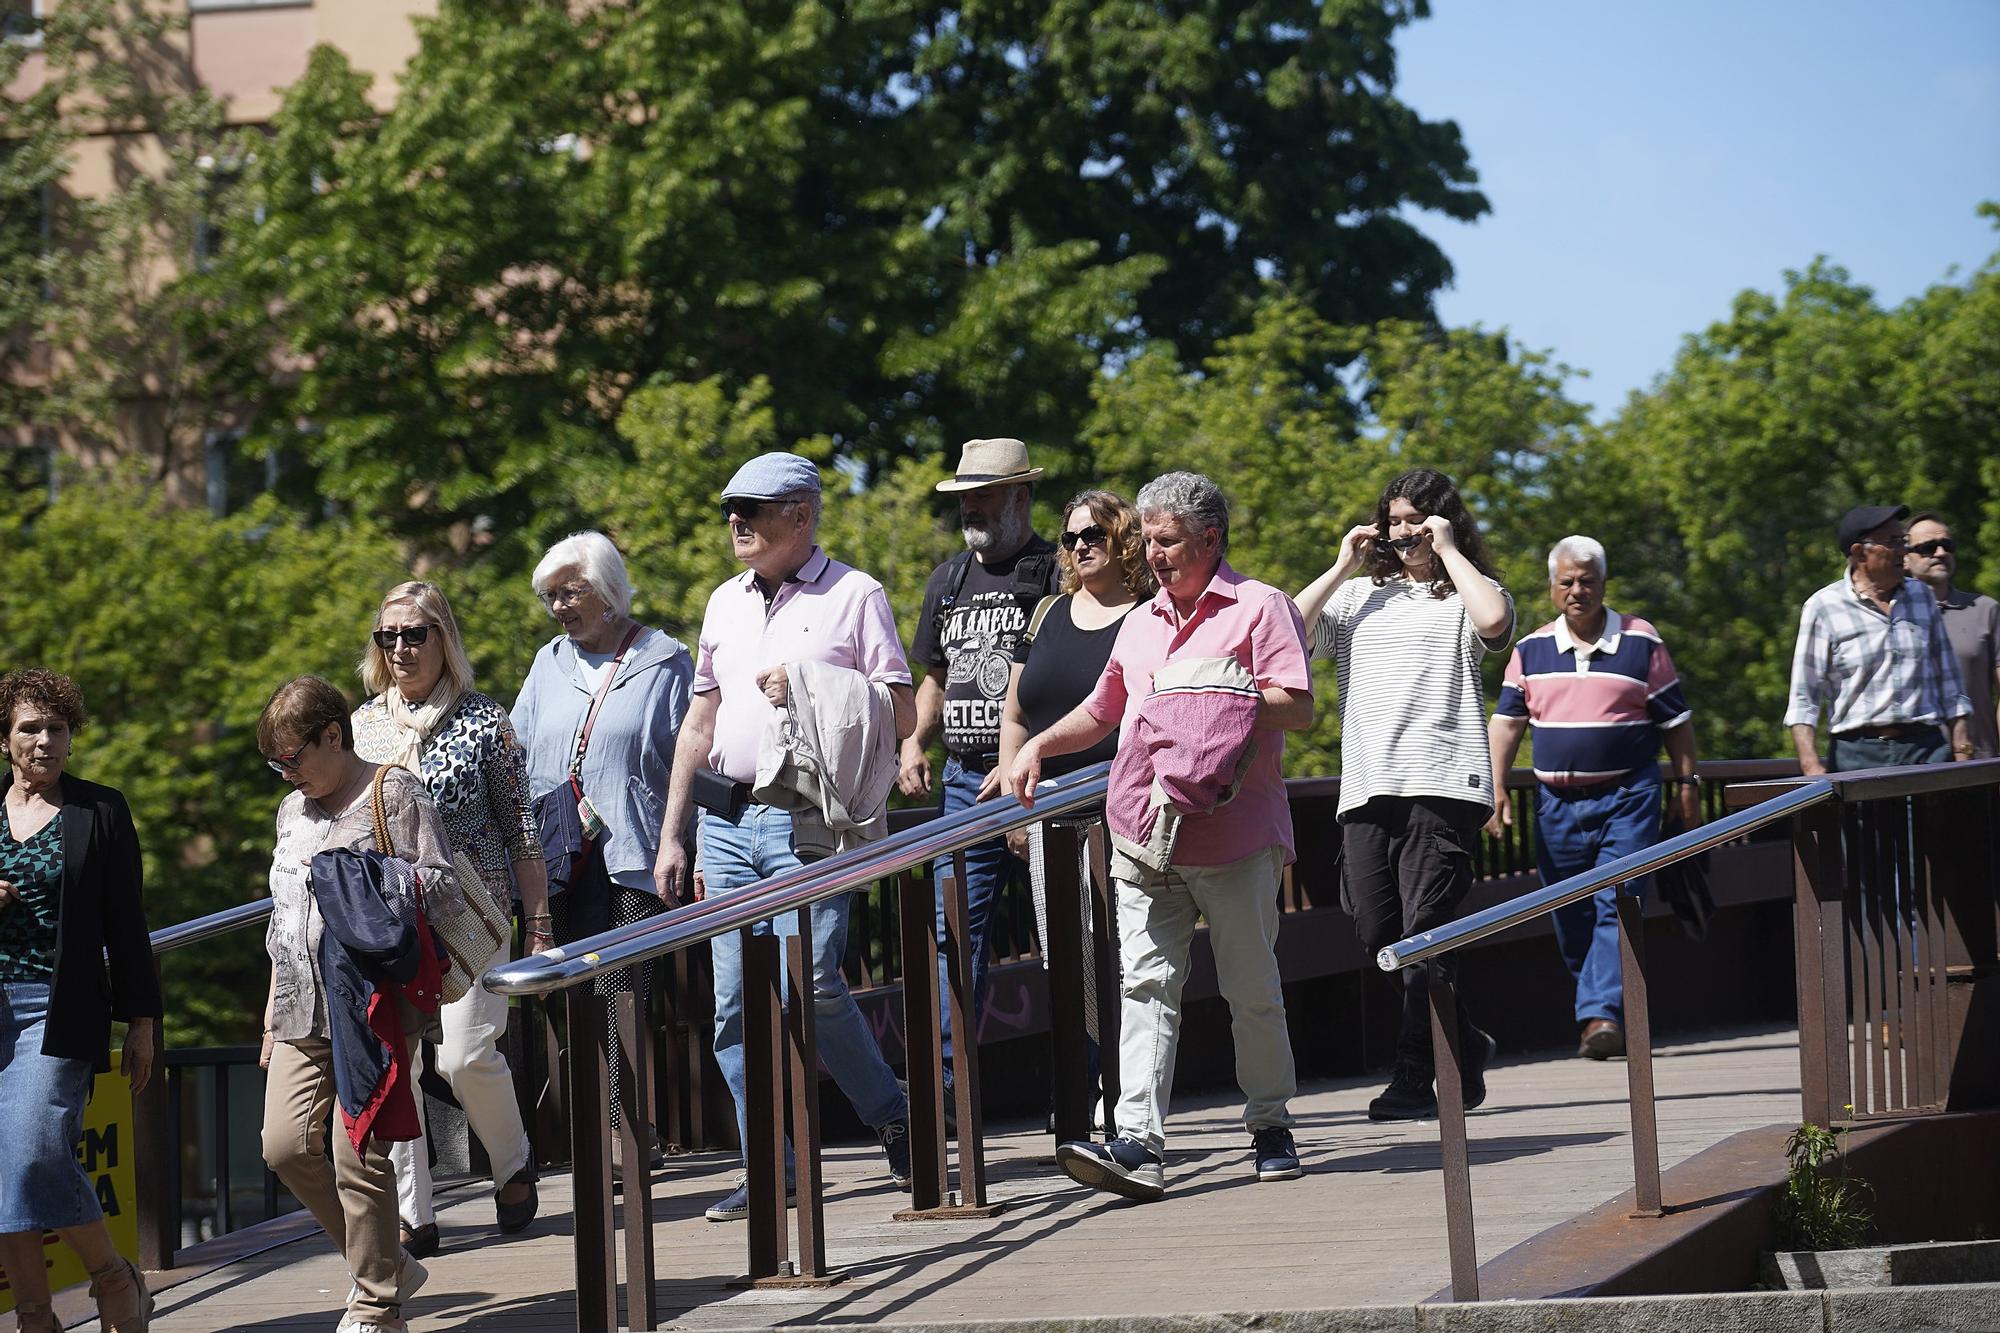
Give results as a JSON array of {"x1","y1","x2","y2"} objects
[
  {"x1": 1548, "y1": 535, "x2": 1607, "y2": 581},
  {"x1": 533, "y1": 530, "x2": 633, "y2": 616}
]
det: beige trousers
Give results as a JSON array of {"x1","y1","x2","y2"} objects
[{"x1": 261, "y1": 1034, "x2": 411, "y2": 1323}]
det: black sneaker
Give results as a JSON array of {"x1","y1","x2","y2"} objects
[
  {"x1": 877, "y1": 1119, "x2": 913, "y2": 1190},
  {"x1": 1055, "y1": 1136, "x2": 1164, "y2": 1202},
  {"x1": 1462, "y1": 1027, "x2": 1498, "y2": 1111},
  {"x1": 1250, "y1": 1126, "x2": 1303, "y2": 1181},
  {"x1": 1367, "y1": 1062, "x2": 1439, "y2": 1121}
]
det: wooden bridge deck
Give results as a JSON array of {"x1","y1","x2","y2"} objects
[{"x1": 105, "y1": 1027, "x2": 1802, "y2": 1332}]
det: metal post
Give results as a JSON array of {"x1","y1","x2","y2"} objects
[
  {"x1": 1615, "y1": 891, "x2": 1663, "y2": 1216},
  {"x1": 942, "y1": 851, "x2": 996, "y2": 1213},
  {"x1": 1427, "y1": 964, "x2": 1478, "y2": 1301},
  {"x1": 782, "y1": 909, "x2": 842, "y2": 1285},
  {"x1": 897, "y1": 870, "x2": 950, "y2": 1213},
  {"x1": 133, "y1": 1044, "x2": 174, "y2": 1270},
  {"x1": 1792, "y1": 806, "x2": 1833, "y2": 1127},
  {"x1": 564, "y1": 989, "x2": 616, "y2": 1333},
  {"x1": 213, "y1": 1064, "x2": 232, "y2": 1237},
  {"x1": 741, "y1": 929, "x2": 788, "y2": 1280},
  {"x1": 615, "y1": 992, "x2": 657, "y2": 1328},
  {"x1": 1087, "y1": 823, "x2": 1121, "y2": 1137},
  {"x1": 1043, "y1": 822, "x2": 1092, "y2": 1144}
]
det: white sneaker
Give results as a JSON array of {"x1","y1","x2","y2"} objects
[
  {"x1": 335, "y1": 1320, "x2": 408, "y2": 1333},
  {"x1": 345, "y1": 1254, "x2": 427, "y2": 1310}
]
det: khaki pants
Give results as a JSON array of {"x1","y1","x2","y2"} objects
[
  {"x1": 1111, "y1": 845, "x2": 1298, "y2": 1156},
  {"x1": 262, "y1": 1034, "x2": 411, "y2": 1323}
]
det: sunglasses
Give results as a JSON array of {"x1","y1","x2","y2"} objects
[
  {"x1": 267, "y1": 734, "x2": 321, "y2": 776},
  {"x1": 371, "y1": 625, "x2": 434, "y2": 650},
  {"x1": 1910, "y1": 538, "x2": 1956, "y2": 557},
  {"x1": 1060, "y1": 525, "x2": 1109, "y2": 551}
]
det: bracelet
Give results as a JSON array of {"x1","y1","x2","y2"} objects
[{"x1": 1665, "y1": 776, "x2": 1700, "y2": 787}]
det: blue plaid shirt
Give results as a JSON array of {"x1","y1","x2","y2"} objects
[{"x1": 1785, "y1": 573, "x2": 1970, "y2": 733}]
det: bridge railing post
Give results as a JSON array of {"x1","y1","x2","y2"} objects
[
  {"x1": 1615, "y1": 888, "x2": 1662, "y2": 1216},
  {"x1": 1426, "y1": 963, "x2": 1478, "y2": 1302}
]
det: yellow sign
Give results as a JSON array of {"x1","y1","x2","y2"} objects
[{"x1": 0, "y1": 1063, "x2": 139, "y2": 1314}]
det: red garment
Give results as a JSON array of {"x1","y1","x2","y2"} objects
[
  {"x1": 1106, "y1": 657, "x2": 1263, "y2": 869},
  {"x1": 342, "y1": 911, "x2": 444, "y2": 1154}
]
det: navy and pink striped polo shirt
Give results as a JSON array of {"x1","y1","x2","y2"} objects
[{"x1": 1496, "y1": 609, "x2": 1692, "y2": 787}]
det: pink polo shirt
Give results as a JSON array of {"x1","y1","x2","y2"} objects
[
  {"x1": 1083, "y1": 560, "x2": 1314, "y2": 865},
  {"x1": 693, "y1": 548, "x2": 913, "y2": 783}
]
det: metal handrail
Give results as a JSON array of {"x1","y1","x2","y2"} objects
[
  {"x1": 1375, "y1": 778, "x2": 1837, "y2": 972},
  {"x1": 149, "y1": 898, "x2": 273, "y2": 954},
  {"x1": 484, "y1": 760, "x2": 1112, "y2": 999}
]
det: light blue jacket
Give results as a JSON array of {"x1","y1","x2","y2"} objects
[{"x1": 511, "y1": 628, "x2": 694, "y2": 886}]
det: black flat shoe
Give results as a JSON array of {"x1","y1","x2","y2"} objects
[
  {"x1": 495, "y1": 1168, "x2": 539, "y2": 1235},
  {"x1": 400, "y1": 1219, "x2": 440, "y2": 1259}
]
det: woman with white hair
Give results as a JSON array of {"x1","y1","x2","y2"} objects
[
  {"x1": 512, "y1": 531, "x2": 693, "y2": 1164},
  {"x1": 352, "y1": 580, "x2": 548, "y2": 1256}
]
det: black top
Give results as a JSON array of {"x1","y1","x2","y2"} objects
[
  {"x1": 0, "y1": 772, "x2": 163, "y2": 1070},
  {"x1": 912, "y1": 538, "x2": 1060, "y2": 758},
  {"x1": 1012, "y1": 594, "x2": 1134, "y2": 777}
]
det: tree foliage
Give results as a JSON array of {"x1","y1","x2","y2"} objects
[{"x1": 192, "y1": 0, "x2": 1486, "y2": 544}]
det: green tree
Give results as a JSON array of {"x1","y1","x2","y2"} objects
[
  {"x1": 193, "y1": 0, "x2": 1485, "y2": 547},
  {"x1": 1594, "y1": 222, "x2": 2000, "y2": 758}
]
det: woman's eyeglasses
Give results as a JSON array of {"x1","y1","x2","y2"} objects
[
  {"x1": 372, "y1": 625, "x2": 434, "y2": 650},
  {"x1": 266, "y1": 735, "x2": 321, "y2": 775},
  {"x1": 1910, "y1": 538, "x2": 1957, "y2": 557},
  {"x1": 1060, "y1": 525, "x2": 1109, "y2": 551},
  {"x1": 536, "y1": 582, "x2": 593, "y2": 608}
]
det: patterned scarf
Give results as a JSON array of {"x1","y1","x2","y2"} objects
[{"x1": 380, "y1": 676, "x2": 462, "y2": 774}]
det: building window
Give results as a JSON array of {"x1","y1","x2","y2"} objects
[{"x1": 2, "y1": 1, "x2": 43, "y2": 48}]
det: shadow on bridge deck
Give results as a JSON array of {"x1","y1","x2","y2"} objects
[{"x1": 100, "y1": 1026, "x2": 1801, "y2": 1332}]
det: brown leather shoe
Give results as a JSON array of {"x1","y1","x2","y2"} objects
[
  {"x1": 1579, "y1": 1018, "x2": 1625, "y2": 1060},
  {"x1": 399, "y1": 1220, "x2": 439, "y2": 1259}
]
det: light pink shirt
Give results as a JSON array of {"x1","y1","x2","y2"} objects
[
  {"x1": 1083, "y1": 560, "x2": 1314, "y2": 865},
  {"x1": 694, "y1": 548, "x2": 913, "y2": 783}
]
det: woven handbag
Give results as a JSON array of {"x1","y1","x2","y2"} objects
[{"x1": 370, "y1": 765, "x2": 510, "y2": 1005}]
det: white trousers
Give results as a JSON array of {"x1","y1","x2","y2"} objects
[
  {"x1": 1112, "y1": 844, "x2": 1297, "y2": 1156},
  {"x1": 390, "y1": 936, "x2": 531, "y2": 1227}
]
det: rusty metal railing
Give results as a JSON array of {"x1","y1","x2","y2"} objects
[
  {"x1": 484, "y1": 761, "x2": 1114, "y2": 1331},
  {"x1": 1382, "y1": 757, "x2": 2000, "y2": 1302}
]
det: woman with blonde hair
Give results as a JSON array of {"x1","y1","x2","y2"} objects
[
  {"x1": 993, "y1": 489, "x2": 1155, "y2": 1125},
  {"x1": 352, "y1": 581, "x2": 548, "y2": 1255}
]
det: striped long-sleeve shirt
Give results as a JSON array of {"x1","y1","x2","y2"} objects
[
  {"x1": 1784, "y1": 574, "x2": 1970, "y2": 734},
  {"x1": 1496, "y1": 610, "x2": 1690, "y2": 787}
]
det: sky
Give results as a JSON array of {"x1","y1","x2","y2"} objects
[{"x1": 1393, "y1": 1, "x2": 2000, "y2": 418}]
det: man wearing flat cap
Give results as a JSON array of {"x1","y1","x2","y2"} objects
[
  {"x1": 654, "y1": 451, "x2": 917, "y2": 1220},
  {"x1": 900, "y1": 438, "x2": 1061, "y2": 1085},
  {"x1": 1785, "y1": 503, "x2": 1973, "y2": 773}
]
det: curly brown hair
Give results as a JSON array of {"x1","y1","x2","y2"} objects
[
  {"x1": 1057, "y1": 489, "x2": 1157, "y2": 600},
  {"x1": 0, "y1": 668, "x2": 87, "y2": 734}
]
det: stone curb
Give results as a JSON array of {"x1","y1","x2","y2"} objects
[{"x1": 696, "y1": 1282, "x2": 2000, "y2": 1333}]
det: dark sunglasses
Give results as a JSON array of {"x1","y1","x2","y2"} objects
[
  {"x1": 372, "y1": 625, "x2": 434, "y2": 650},
  {"x1": 721, "y1": 499, "x2": 765, "y2": 523},
  {"x1": 1060, "y1": 524, "x2": 1109, "y2": 551},
  {"x1": 1910, "y1": 538, "x2": 1956, "y2": 556},
  {"x1": 267, "y1": 734, "x2": 321, "y2": 776}
]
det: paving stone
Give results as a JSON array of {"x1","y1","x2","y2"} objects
[
  {"x1": 1823, "y1": 1282, "x2": 2000, "y2": 1333},
  {"x1": 1419, "y1": 1290, "x2": 1823, "y2": 1333}
]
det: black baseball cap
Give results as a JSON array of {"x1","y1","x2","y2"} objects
[{"x1": 1837, "y1": 504, "x2": 1910, "y2": 556}]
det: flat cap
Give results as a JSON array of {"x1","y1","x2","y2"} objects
[
  {"x1": 1836, "y1": 503, "x2": 1909, "y2": 556},
  {"x1": 721, "y1": 452, "x2": 822, "y2": 501}
]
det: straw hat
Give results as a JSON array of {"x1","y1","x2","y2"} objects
[{"x1": 935, "y1": 438, "x2": 1045, "y2": 493}]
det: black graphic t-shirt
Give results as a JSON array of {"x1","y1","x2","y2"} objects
[{"x1": 913, "y1": 537, "x2": 1060, "y2": 758}]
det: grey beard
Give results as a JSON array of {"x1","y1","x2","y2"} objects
[{"x1": 962, "y1": 511, "x2": 1028, "y2": 556}]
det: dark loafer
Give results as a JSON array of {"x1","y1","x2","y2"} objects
[
  {"x1": 495, "y1": 1168, "x2": 539, "y2": 1235},
  {"x1": 400, "y1": 1219, "x2": 440, "y2": 1259}
]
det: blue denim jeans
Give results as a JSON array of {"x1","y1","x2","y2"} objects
[
  {"x1": 1537, "y1": 771, "x2": 1661, "y2": 1026},
  {"x1": 703, "y1": 806, "x2": 906, "y2": 1172},
  {"x1": 934, "y1": 756, "x2": 1022, "y2": 1070},
  {"x1": 0, "y1": 982, "x2": 100, "y2": 1232}
]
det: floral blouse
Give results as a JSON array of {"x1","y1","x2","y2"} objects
[
  {"x1": 352, "y1": 691, "x2": 543, "y2": 901},
  {"x1": 264, "y1": 766, "x2": 459, "y2": 1042}
]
